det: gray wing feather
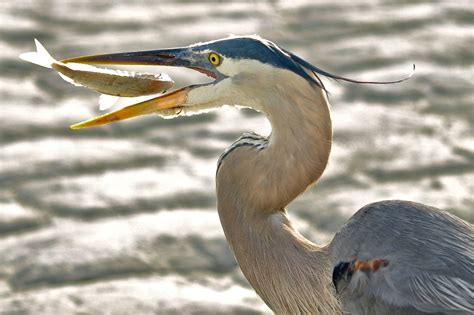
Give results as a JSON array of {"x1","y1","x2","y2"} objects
[
  {"x1": 330, "y1": 200, "x2": 474, "y2": 314},
  {"x1": 408, "y1": 273, "x2": 473, "y2": 312}
]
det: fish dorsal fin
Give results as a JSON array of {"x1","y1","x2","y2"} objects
[{"x1": 99, "y1": 94, "x2": 121, "y2": 111}]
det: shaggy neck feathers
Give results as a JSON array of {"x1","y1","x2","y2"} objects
[{"x1": 216, "y1": 68, "x2": 340, "y2": 314}]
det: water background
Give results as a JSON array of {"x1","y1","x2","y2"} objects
[{"x1": 0, "y1": 1, "x2": 473, "y2": 314}]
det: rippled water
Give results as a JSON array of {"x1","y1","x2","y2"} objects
[{"x1": 0, "y1": 1, "x2": 473, "y2": 314}]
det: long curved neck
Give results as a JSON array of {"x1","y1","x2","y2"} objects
[{"x1": 216, "y1": 69, "x2": 340, "y2": 314}]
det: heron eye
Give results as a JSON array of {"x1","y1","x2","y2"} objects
[{"x1": 208, "y1": 53, "x2": 221, "y2": 66}]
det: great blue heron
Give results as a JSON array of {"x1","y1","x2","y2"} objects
[{"x1": 60, "y1": 35, "x2": 473, "y2": 314}]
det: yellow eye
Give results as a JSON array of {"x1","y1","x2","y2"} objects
[{"x1": 208, "y1": 53, "x2": 221, "y2": 66}]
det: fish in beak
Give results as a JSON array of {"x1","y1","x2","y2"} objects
[
  {"x1": 20, "y1": 40, "x2": 175, "y2": 111},
  {"x1": 62, "y1": 46, "x2": 220, "y2": 129}
]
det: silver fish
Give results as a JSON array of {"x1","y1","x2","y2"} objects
[{"x1": 20, "y1": 40, "x2": 174, "y2": 109}]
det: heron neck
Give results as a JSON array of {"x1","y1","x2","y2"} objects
[
  {"x1": 265, "y1": 80, "x2": 332, "y2": 209},
  {"x1": 216, "y1": 72, "x2": 338, "y2": 313},
  {"x1": 221, "y1": 71, "x2": 333, "y2": 211}
]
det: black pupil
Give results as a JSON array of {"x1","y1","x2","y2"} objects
[{"x1": 212, "y1": 56, "x2": 216, "y2": 62}]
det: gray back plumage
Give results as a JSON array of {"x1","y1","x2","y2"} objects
[{"x1": 330, "y1": 200, "x2": 474, "y2": 314}]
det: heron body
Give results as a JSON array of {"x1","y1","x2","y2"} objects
[{"x1": 58, "y1": 35, "x2": 474, "y2": 314}]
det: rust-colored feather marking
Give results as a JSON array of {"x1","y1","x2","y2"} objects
[{"x1": 353, "y1": 259, "x2": 389, "y2": 272}]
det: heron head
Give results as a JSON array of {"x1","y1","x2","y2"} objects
[
  {"x1": 63, "y1": 35, "x2": 413, "y2": 129},
  {"x1": 62, "y1": 35, "x2": 320, "y2": 129}
]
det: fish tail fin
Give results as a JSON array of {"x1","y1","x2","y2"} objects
[{"x1": 19, "y1": 39, "x2": 57, "y2": 68}]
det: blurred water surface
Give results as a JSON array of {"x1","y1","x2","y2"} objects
[{"x1": 0, "y1": 0, "x2": 473, "y2": 314}]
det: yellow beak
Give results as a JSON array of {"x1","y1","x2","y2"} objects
[
  {"x1": 62, "y1": 46, "x2": 195, "y2": 129},
  {"x1": 70, "y1": 87, "x2": 190, "y2": 129}
]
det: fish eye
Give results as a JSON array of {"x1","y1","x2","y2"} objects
[{"x1": 208, "y1": 53, "x2": 221, "y2": 66}]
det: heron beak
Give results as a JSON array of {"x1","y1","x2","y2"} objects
[
  {"x1": 69, "y1": 86, "x2": 191, "y2": 129},
  {"x1": 61, "y1": 47, "x2": 189, "y2": 67},
  {"x1": 62, "y1": 47, "x2": 197, "y2": 129}
]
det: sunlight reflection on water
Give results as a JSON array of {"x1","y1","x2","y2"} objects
[{"x1": 0, "y1": 0, "x2": 472, "y2": 313}]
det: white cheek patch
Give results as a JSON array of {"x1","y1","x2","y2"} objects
[
  {"x1": 217, "y1": 58, "x2": 272, "y2": 77},
  {"x1": 187, "y1": 79, "x2": 233, "y2": 106},
  {"x1": 157, "y1": 80, "x2": 233, "y2": 119}
]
